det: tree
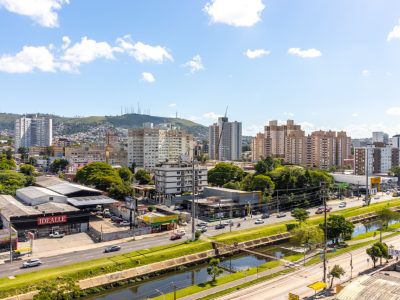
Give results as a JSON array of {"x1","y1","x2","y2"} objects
[
  {"x1": 75, "y1": 162, "x2": 123, "y2": 191},
  {"x1": 367, "y1": 244, "x2": 382, "y2": 268},
  {"x1": 369, "y1": 242, "x2": 389, "y2": 266},
  {"x1": 0, "y1": 154, "x2": 16, "y2": 170},
  {"x1": 0, "y1": 170, "x2": 30, "y2": 195},
  {"x1": 134, "y1": 169, "x2": 151, "y2": 185},
  {"x1": 323, "y1": 215, "x2": 354, "y2": 244},
  {"x1": 19, "y1": 164, "x2": 36, "y2": 176},
  {"x1": 118, "y1": 167, "x2": 133, "y2": 183},
  {"x1": 376, "y1": 208, "x2": 400, "y2": 241},
  {"x1": 108, "y1": 183, "x2": 134, "y2": 200},
  {"x1": 291, "y1": 208, "x2": 310, "y2": 224},
  {"x1": 291, "y1": 224, "x2": 324, "y2": 249},
  {"x1": 129, "y1": 162, "x2": 137, "y2": 174},
  {"x1": 254, "y1": 156, "x2": 281, "y2": 174},
  {"x1": 207, "y1": 258, "x2": 224, "y2": 282},
  {"x1": 17, "y1": 147, "x2": 29, "y2": 162},
  {"x1": 50, "y1": 159, "x2": 69, "y2": 173},
  {"x1": 207, "y1": 162, "x2": 244, "y2": 187},
  {"x1": 329, "y1": 265, "x2": 345, "y2": 289},
  {"x1": 389, "y1": 166, "x2": 400, "y2": 177},
  {"x1": 223, "y1": 181, "x2": 241, "y2": 190}
]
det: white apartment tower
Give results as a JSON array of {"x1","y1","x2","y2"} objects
[
  {"x1": 127, "y1": 125, "x2": 194, "y2": 170},
  {"x1": 15, "y1": 116, "x2": 52, "y2": 151},
  {"x1": 209, "y1": 117, "x2": 242, "y2": 161}
]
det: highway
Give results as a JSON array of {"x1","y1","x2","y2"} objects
[
  {"x1": 217, "y1": 234, "x2": 400, "y2": 300},
  {"x1": 0, "y1": 194, "x2": 394, "y2": 277}
]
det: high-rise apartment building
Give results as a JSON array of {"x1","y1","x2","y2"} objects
[
  {"x1": 252, "y1": 120, "x2": 351, "y2": 170},
  {"x1": 372, "y1": 132, "x2": 389, "y2": 145},
  {"x1": 251, "y1": 133, "x2": 266, "y2": 161},
  {"x1": 354, "y1": 146, "x2": 399, "y2": 175},
  {"x1": 14, "y1": 116, "x2": 52, "y2": 151},
  {"x1": 392, "y1": 135, "x2": 400, "y2": 149},
  {"x1": 209, "y1": 117, "x2": 242, "y2": 161},
  {"x1": 127, "y1": 125, "x2": 194, "y2": 170}
]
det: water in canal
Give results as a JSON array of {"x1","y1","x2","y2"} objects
[
  {"x1": 352, "y1": 220, "x2": 398, "y2": 237},
  {"x1": 87, "y1": 246, "x2": 296, "y2": 300}
]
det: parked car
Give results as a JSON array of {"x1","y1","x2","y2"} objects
[
  {"x1": 22, "y1": 258, "x2": 42, "y2": 269},
  {"x1": 179, "y1": 221, "x2": 188, "y2": 226},
  {"x1": 197, "y1": 222, "x2": 208, "y2": 227},
  {"x1": 104, "y1": 245, "x2": 121, "y2": 253},
  {"x1": 177, "y1": 229, "x2": 186, "y2": 236},
  {"x1": 215, "y1": 224, "x2": 226, "y2": 230},
  {"x1": 103, "y1": 212, "x2": 112, "y2": 218},
  {"x1": 261, "y1": 213, "x2": 270, "y2": 219},
  {"x1": 338, "y1": 202, "x2": 347, "y2": 208},
  {"x1": 222, "y1": 220, "x2": 233, "y2": 226},
  {"x1": 119, "y1": 221, "x2": 130, "y2": 227},
  {"x1": 374, "y1": 196, "x2": 380, "y2": 200},
  {"x1": 276, "y1": 212, "x2": 287, "y2": 218},
  {"x1": 170, "y1": 234, "x2": 182, "y2": 240},
  {"x1": 316, "y1": 207, "x2": 332, "y2": 214},
  {"x1": 111, "y1": 216, "x2": 123, "y2": 223},
  {"x1": 49, "y1": 232, "x2": 64, "y2": 239},
  {"x1": 255, "y1": 219, "x2": 264, "y2": 225}
]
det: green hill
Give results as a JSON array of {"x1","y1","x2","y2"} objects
[{"x1": 0, "y1": 113, "x2": 208, "y2": 139}]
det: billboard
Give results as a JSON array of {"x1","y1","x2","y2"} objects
[{"x1": 37, "y1": 215, "x2": 68, "y2": 226}]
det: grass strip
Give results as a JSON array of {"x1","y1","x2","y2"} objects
[{"x1": 0, "y1": 241, "x2": 212, "y2": 298}]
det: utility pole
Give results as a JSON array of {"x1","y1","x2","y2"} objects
[
  {"x1": 9, "y1": 228, "x2": 13, "y2": 263},
  {"x1": 191, "y1": 157, "x2": 196, "y2": 241},
  {"x1": 322, "y1": 182, "x2": 328, "y2": 285},
  {"x1": 172, "y1": 282, "x2": 177, "y2": 300},
  {"x1": 277, "y1": 190, "x2": 280, "y2": 214},
  {"x1": 366, "y1": 148, "x2": 370, "y2": 205}
]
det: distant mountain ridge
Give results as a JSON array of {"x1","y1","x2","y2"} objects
[{"x1": 0, "y1": 113, "x2": 209, "y2": 139}]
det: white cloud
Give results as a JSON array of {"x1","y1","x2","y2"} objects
[
  {"x1": 244, "y1": 124, "x2": 263, "y2": 136},
  {"x1": 116, "y1": 35, "x2": 173, "y2": 63},
  {"x1": 0, "y1": 0, "x2": 69, "y2": 28},
  {"x1": 61, "y1": 37, "x2": 119, "y2": 71},
  {"x1": 187, "y1": 116, "x2": 201, "y2": 122},
  {"x1": 386, "y1": 107, "x2": 400, "y2": 116},
  {"x1": 387, "y1": 19, "x2": 400, "y2": 41},
  {"x1": 244, "y1": 48, "x2": 270, "y2": 59},
  {"x1": 352, "y1": 113, "x2": 359, "y2": 118},
  {"x1": 288, "y1": 48, "x2": 322, "y2": 58},
  {"x1": 168, "y1": 103, "x2": 177, "y2": 107},
  {"x1": 141, "y1": 72, "x2": 155, "y2": 83},
  {"x1": 183, "y1": 55, "x2": 204, "y2": 73},
  {"x1": 361, "y1": 69, "x2": 370, "y2": 76},
  {"x1": 203, "y1": 112, "x2": 222, "y2": 121},
  {"x1": 204, "y1": 0, "x2": 265, "y2": 27},
  {"x1": 0, "y1": 45, "x2": 56, "y2": 73},
  {"x1": 283, "y1": 112, "x2": 294, "y2": 117},
  {"x1": 61, "y1": 36, "x2": 71, "y2": 50}
]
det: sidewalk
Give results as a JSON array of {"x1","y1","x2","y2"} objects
[{"x1": 0, "y1": 231, "x2": 170, "y2": 264}]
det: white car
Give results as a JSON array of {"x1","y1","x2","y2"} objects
[
  {"x1": 338, "y1": 202, "x2": 347, "y2": 208},
  {"x1": 119, "y1": 221, "x2": 130, "y2": 227},
  {"x1": 22, "y1": 258, "x2": 42, "y2": 268},
  {"x1": 177, "y1": 229, "x2": 186, "y2": 236},
  {"x1": 255, "y1": 219, "x2": 264, "y2": 225},
  {"x1": 179, "y1": 221, "x2": 188, "y2": 226}
]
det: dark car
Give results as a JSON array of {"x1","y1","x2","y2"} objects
[
  {"x1": 261, "y1": 213, "x2": 270, "y2": 219},
  {"x1": 111, "y1": 216, "x2": 123, "y2": 223},
  {"x1": 170, "y1": 234, "x2": 182, "y2": 240},
  {"x1": 104, "y1": 245, "x2": 121, "y2": 253},
  {"x1": 215, "y1": 224, "x2": 226, "y2": 230}
]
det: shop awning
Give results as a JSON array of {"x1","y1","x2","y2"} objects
[{"x1": 308, "y1": 281, "x2": 327, "y2": 291}]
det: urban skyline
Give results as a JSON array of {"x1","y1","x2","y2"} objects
[{"x1": 1, "y1": 1, "x2": 400, "y2": 138}]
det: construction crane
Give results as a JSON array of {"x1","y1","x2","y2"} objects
[{"x1": 216, "y1": 106, "x2": 228, "y2": 160}]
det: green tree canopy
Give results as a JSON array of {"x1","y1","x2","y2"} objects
[
  {"x1": 322, "y1": 215, "x2": 355, "y2": 244},
  {"x1": 329, "y1": 265, "x2": 346, "y2": 288},
  {"x1": 134, "y1": 169, "x2": 152, "y2": 185},
  {"x1": 0, "y1": 154, "x2": 16, "y2": 170},
  {"x1": 366, "y1": 242, "x2": 388, "y2": 267},
  {"x1": 207, "y1": 162, "x2": 244, "y2": 186},
  {"x1": 118, "y1": 167, "x2": 133, "y2": 183},
  {"x1": 75, "y1": 162, "x2": 123, "y2": 191},
  {"x1": 207, "y1": 258, "x2": 224, "y2": 282},
  {"x1": 50, "y1": 159, "x2": 69, "y2": 173},
  {"x1": 291, "y1": 208, "x2": 310, "y2": 224},
  {"x1": 390, "y1": 166, "x2": 400, "y2": 177},
  {"x1": 0, "y1": 170, "x2": 30, "y2": 195},
  {"x1": 377, "y1": 208, "x2": 400, "y2": 233},
  {"x1": 254, "y1": 156, "x2": 282, "y2": 174},
  {"x1": 241, "y1": 174, "x2": 275, "y2": 196},
  {"x1": 108, "y1": 183, "x2": 134, "y2": 200},
  {"x1": 291, "y1": 224, "x2": 324, "y2": 248},
  {"x1": 19, "y1": 164, "x2": 36, "y2": 176},
  {"x1": 222, "y1": 181, "x2": 241, "y2": 190}
]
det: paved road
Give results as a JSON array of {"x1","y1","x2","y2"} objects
[
  {"x1": 217, "y1": 234, "x2": 400, "y2": 300},
  {"x1": 0, "y1": 194, "x2": 394, "y2": 277}
]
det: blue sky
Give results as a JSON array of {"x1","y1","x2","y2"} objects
[{"x1": 1, "y1": 0, "x2": 400, "y2": 138}]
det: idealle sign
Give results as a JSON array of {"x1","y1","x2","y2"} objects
[{"x1": 37, "y1": 215, "x2": 68, "y2": 226}]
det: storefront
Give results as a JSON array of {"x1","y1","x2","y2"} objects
[{"x1": 139, "y1": 213, "x2": 178, "y2": 233}]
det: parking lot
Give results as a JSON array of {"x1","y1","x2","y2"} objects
[{"x1": 18, "y1": 232, "x2": 95, "y2": 258}]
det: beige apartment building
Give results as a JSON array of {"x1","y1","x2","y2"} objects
[
  {"x1": 252, "y1": 120, "x2": 351, "y2": 170},
  {"x1": 127, "y1": 124, "x2": 194, "y2": 170}
]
